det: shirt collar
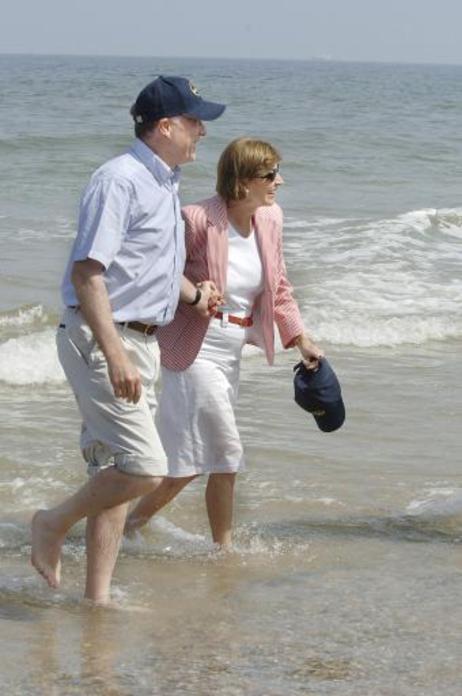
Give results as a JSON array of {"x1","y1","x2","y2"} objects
[{"x1": 129, "y1": 138, "x2": 181, "y2": 186}]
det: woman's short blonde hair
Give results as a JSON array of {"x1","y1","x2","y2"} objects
[{"x1": 216, "y1": 138, "x2": 281, "y2": 202}]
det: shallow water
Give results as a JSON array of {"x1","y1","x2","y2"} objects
[{"x1": 2, "y1": 344, "x2": 462, "y2": 694}]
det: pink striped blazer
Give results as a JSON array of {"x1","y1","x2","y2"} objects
[{"x1": 157, "y1": 194, "x2": 305, "y2": 370}]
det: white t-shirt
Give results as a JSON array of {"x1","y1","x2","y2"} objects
[{"x1": 224, "y1": 224, "x2": 264, "y2": 315}]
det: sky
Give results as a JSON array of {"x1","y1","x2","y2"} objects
[{"x1": 2, "y1": 0, "x2": 462, "y2": 65}]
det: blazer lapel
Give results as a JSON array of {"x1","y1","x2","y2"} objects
[
  {"x1": 206, "y1": 196, "x2": 229, "y2": 293},
  {"x1": 254, "y1": 208, "x2": 274, "y2": 290}
]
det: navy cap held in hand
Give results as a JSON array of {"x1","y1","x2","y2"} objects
[
  {"x1": 132, "y1": 75, "x2": 226, "y2": 124},
  {"x1": 293, "y1": 359, "x2": 345, "y2": 432}
]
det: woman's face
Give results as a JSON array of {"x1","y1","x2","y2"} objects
[{"x1": 244, "y1": 163, "x2": 284, "y2": 207}]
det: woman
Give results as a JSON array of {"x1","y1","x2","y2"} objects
[{"x1": 125, "y1": 138, "x2": 323, "y2": 546}]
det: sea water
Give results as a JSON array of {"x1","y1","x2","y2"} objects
[{"x1": 0, "y1": 54, "x2": 461, "y2": 695}]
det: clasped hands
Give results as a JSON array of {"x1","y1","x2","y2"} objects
[{"x1": 193, "y1": 280, "x2": 224, "y2": 317}]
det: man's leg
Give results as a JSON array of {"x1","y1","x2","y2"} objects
[
  {"x1": 31, "y1": 467, "x2": 162, "y2": 589},
  {"x1": 125, "y1": 475, "x2": 196, "y2": 535},
  {"x1": 85, "y1": 502, "x2": 129, "y2": 603},
  {"x1": 205, "y1": 473, "x2": 237, "y2": 548}
]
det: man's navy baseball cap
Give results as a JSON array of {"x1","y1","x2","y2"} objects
[
  {"x1": 132, "y1": 75, "x2": 226, "y2": 124},
  {"x1": 293, "y1": 359, "x2": 345, "y2": 432}
]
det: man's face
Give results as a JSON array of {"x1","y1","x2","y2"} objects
[{"x1": 168, "y1": 115, "x2": 206, "y2": 165}]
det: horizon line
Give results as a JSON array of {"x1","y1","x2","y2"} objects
[{"x1": 1, "y1": 51, "x2": 462, "y2": 69}]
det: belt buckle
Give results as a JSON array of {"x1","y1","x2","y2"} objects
[{"x1": 220, "y1": 307, "x2": 230, "y2": 328}]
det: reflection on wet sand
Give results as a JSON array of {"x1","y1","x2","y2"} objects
[{"x1": 79, "y1": 606, "x2": 127, "y2": 695}]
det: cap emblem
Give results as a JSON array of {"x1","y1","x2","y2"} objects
[{"x1": 189, "y1": 81, "x2": 200, "y2": 96}]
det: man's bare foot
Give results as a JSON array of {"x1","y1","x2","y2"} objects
[{"x1": 31, "y1": 510, "x2": 64, "y2": 589}]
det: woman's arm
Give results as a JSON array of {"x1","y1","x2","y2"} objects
[
  {"x1": 179, "y1": 202, "x2": 224, "y2": 316},
  {"x1": 273, "y1": 230, "x2": 324, "y2": 367}
]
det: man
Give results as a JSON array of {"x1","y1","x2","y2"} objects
[{"x1": 31, "y1": 75, "x2": 225, "y2": 603}]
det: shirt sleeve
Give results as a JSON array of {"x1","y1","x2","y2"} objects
[
  {"x1": 273, "y1": 219, "x2": 305, "y2": 348},
  {"x1": 73, "y1": 175, "x2": 132, "y2": 269}
]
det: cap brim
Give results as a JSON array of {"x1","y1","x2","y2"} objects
[
  {"x1": 312, "y1": 399, "x2": 346, "y2": 433},
  {"x1": 185, "y1": 101, "x2": 226, "y2": 121}
]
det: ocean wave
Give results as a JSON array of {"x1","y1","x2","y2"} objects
[
  {"x1": 311, "y1": 313, "x2": 462, "y2": 347},
  {"x1": 427, "y1": 208, "x2": 462, "y2": 238},
  {"x1": 16, "y1": 225, "x2": 75, "y2": 241},
  {"x1": 0, "y1": 325, "x2": 266, "y2": 386},
  {"x1": 406, "y1": 488, "x2": 462, "y2": 518},
  {"x1": 289, "y1": 206, "x2": 462, "y2": 347},
  {"x1": 0, "y1": 308, "x2": 459, "y2": 389},
  {"x1": 0, "y1": 203, "x2": 460, "y2": 371},
  {"x1": 123, "y1": 517, "x2": 313, "y2": 560},
  {"x1": 0, "y1": 304, "x2": 49, "y2": 329},
  {"x1": 1, "y1": 219, "x2": 75, "y2": 241},
  {"x1": 0, "y1": 133, "x2": 116, "y2": 150},
  {"x1": 0, "y1": 329, "x2": 65, "y2": 385},
  {"x1": 285, "y1": 216, "x2": 349, "y2": 229}
]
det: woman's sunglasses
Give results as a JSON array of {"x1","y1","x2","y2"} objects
[{"x1": 258, "y1": 163, "x2": 280, "y2": 182}]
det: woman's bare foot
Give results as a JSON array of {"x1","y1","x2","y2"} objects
[
  {"x1": 31, "y1": 510, "x2": 64, "y2": 589},
  {"x1": 123, "y1": 513, "x2": 148, "y2": 537}
]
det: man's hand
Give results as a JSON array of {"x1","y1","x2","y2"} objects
[{"x1": 107, "y1": 349, "x2": 142, "y2": 404}]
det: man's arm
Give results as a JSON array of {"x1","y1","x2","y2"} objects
[{"x1": 71, "y1": 259, "x2": 142, "y2": 404}]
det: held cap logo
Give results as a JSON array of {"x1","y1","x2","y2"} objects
[
  {"x1": 189, "y1": 81, "x2": 200, "y2": 96},
  {"x1": 310, "y1": 408, "x2": 327, "y2": 416}
]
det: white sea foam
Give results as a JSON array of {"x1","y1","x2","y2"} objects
[
  {"x1": 406, "y1": 489, "x2": 462, "y2": 517},
  {"x1": 312, "y1": 314, "x2": 462, "y2": 347},
  {"x1": 284, "y1": 219, "x2": 310, "y2": 229},
  {"x1": 151, "y1": 516, "x2": 208, "y2": 544},
  {"x1": 0, "y1": 205, "x2": 460, "y2": 388},
  {"x1": 0, "y1": 304, "x2": 47, "y2": 328},
  {"x1": 121, "y1": 516, "x2": 213, "y2": 558},
  {"x1": 17, "y1": 227, "x2": 75, "y2": 241},
  {"x1": 13, "y1": 217, "x2": 75, "y2": 241},
  {"x1": 121, "y1": 516, "x2": 313, "y2": 560},
  {"x1": 428, "y1": 207, "x2": 462, "y2": 238},
  {"x1": 0, "y1": 522, "x2": 24, "y2": 549},
  {"x1": 0, "y1": 329, "x2": 264, "y2": 386},
  {"x1": 285, "y1": 216, "x2": 348, "y2": 229},
  {"x1": 0, "y1": 329, "x2": 65, "y2": 385},
  {"x1": 289, "y1": 207, "x2": 462, "y2": 347}
]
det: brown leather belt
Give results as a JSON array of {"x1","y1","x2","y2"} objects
[
  {"x1": 64, "y1": 309, "x2": 157, "y2": 336},
  {"x1": 213, "y1": 312, "x2": 253, "y2": 328},
  {"x1": 120, "y1": 321, "x2": 158, "y2": 336}
]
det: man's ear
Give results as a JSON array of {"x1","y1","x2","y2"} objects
[{"x1": 157, "y1": 117, "x2": 171, "y2": 137}]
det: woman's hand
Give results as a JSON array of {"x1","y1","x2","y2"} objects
[
  {"x1": 193, "y1": 281, "x2": 224, "y2": 317},
  {"x1": 196, "y1": 281, "x2": 224, "y2": 316},
  {"x1": 295, "y1": 334, "x2": 324, "y2": 370}
]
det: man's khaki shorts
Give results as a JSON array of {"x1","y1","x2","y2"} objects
[{"x1": 57, "y1": 308, "x2": 167, "y2": 477}]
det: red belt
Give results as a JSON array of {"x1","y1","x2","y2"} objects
[{"x1": 213, "y1": 312, "x2": 253, "y2": 328}]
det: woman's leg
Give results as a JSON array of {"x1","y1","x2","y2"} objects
[
  {"x1": 205, "y1": 473, "x2": 237, "y2": 548},
  {"x1": 124, "y1": 475, "x2": 197, "y2": 534}
]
